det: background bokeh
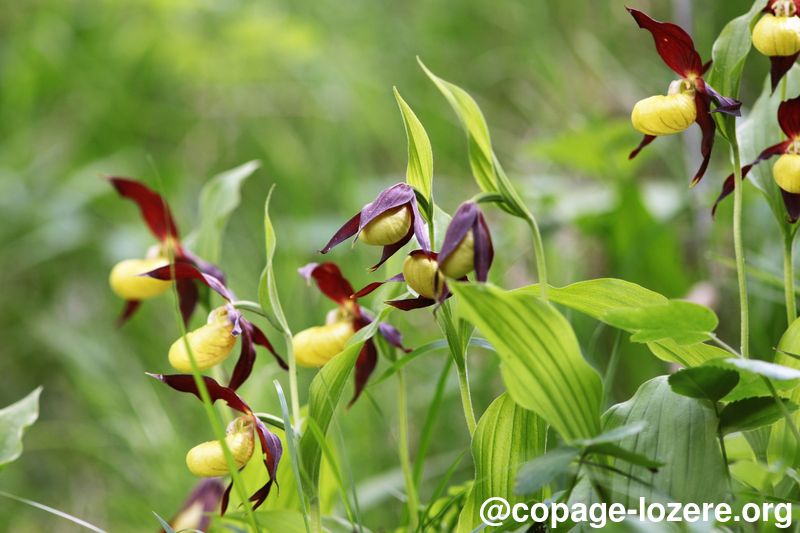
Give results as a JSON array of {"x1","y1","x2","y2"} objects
[{"x1": 0, "y1": 0, "x2": 788, "y2": 530}]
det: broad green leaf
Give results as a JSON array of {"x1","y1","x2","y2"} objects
[
  {"x1": 450, "y1": 282, "x2": 602, "y2": 440},
  {"x1": 515, "y1": 447, "x2": 579, "y2": 497},
  {"x1": 257, "y1": 185, "x2": 289, "y2": 333},
  {"x1": 298, "y1": 342, "x2": 364, "y2": 502},
  {"x1": 186, "y1": 160, "x2": 260, "y2": 263},
  {"x1": 587, "y1": 377, "x2": 727, "y2": 505},
  {"x1": 394, "y1": 87, "x2": 433, "y2": 205},
  {"x1": 0, "y1": 387, "x2": 41, "y2": 469},
  {"x1": 668, "y1": 367, "x2": 739, "y2": 402},
  {"x1": 574, "y1": 421, "x2": 646, "y2": 447},
  {"x1": 770, "y1": 316, "x2": 800, "y2": 466},
  {"x1": 584, "y1": 442, "x2": 662, "y2": 470},
  {"x1": 273, "y1": 381, "x2": 311, "y2": 532},
  {"x1": 457, "y1": 393, "x2": 547, "y2": 532},
  {"x1": 705, "y1": 0, "x2": 766, "y2": 140},
  {"x1": 722, "y1": 358, "x2": 800, "y2": 381},
  {"x1": 720, "y1": 397, "x2": 797, "y2": 435},
  {"x1": 518, "y1": 279, "x2": 727, "y2": 366},
  {"x1": 603, "y1": 300, "x2": 718, "y2": 346}
]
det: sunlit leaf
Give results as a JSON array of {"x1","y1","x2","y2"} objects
[
  {"x1": 574, "y1": 421, "x2": 646, "y2": 447},
  {"x1": 722, "y1": 358, "x2": 800, "y2": 381},
  {"x1": 0, "y1": 387, "x2": 42, "y2": 469},
  {"x1": 257, "y1": 185, "x2": 289, "y2": 333},
  {"x1": 451, "y1": 282, "x2": 602, "y2": 440},
  {"x1": 668, "y1": 366, "x2": 740, "y2": 402},
  {"x1": 603, "y1": 300, "x2": 718, "y2": 345},
  {"x1": 394, "y1": 88, "x2": 433, "y2": 207},
  {"x1": 720, "y1": 397, "x2": 797, "y2": 435},
  {"x1": 769, "y1": 316, "x2": 800, "y2": 466},
  {"x1": 457, "y1": 393, "x2": 547, "y2": 532},
  {"x1": 186, "y1": 160, "x2": 260, "y2": 263}
]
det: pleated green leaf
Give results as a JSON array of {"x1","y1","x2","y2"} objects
[
  {"x1": 769, "y1": 316, "x2": 800, "y2": 466},
  {"x1": 394, "y1": 87, "x2": 433, "y2": 206},
  {"x1": 457, "y1": 393, "x2": 547, "y2": 532},
  {"x1": 450, "y1": 282, "x2": 602, "y2": 441},
  {"x1": 0, "y1": 387, "x2": 42, "y2": 469}
]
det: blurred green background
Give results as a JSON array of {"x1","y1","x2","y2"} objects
[{"x1": 0, "y1": 0, "x2": 790, "y2": 530}]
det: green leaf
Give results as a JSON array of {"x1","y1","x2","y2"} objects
[
  {"x1": 603, "y1": 300, "x2": 718, "y2": 345},
  {"x1": 186, "y1": 160, "x2": 260, "y2": 263},
  {"x1": 273, "y1": 381, "x2": 311, "y2": 532},
  {"x1": 450, "y1": 282, "x2": 602, "y2": 440},
  {"x1": 518, "y1": 279, "x2": 727, "y2": 366},
  {"x1": 584, "y1": 442, "x2": 662, "y2": 471},
  {"x1": 298, "y1": 342, "x2": 364, "y2": 502},
  {"x1": 705, "y1": 0, "x2": 766, "y2": 140},
  {"x1": 668, "y1": 367, "x2": 740, "y2": 402},
  {"x1": 515, "y1": 447, "x2": 579, "y2": 497},
  {"x1": 769, "y1": 316, "x2": 800, "y2": 466},
  {"x1": 574, "y1": 421, "x2": 646, "y2": 447},
  {"x1": 591, "y1": 377, "x2": 728, "y2": 505},
  {"x1": 394, "y1": 87, "x2": 433, "y2": 206},
  {"x1": 0, "y1": 387, "x2": 42, "y2": 469},
  {"x1": 719, "y1": 397, "x2": 797, "y2": 435},
  {"x1": 457, "y1": 393, "x2": 547, "y2": 532},
  {"x1": 722, "y1": 358, "x2": 800, "y2": 381},
  {"x1": 257, "y1": 185, "x2": 289, "y2": 333}
]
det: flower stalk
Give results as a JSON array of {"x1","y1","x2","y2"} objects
[{"x1": 730, "y1": 137, "x2": 751, "y2": 359}]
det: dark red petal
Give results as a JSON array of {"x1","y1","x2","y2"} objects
[
  {"x1": 770, "y1": 54, "x2": 800, "y2": 94},
  {"x1": 108, "y1": 177, "x2": 179, "y2": 242},
  {"x1": 320, "y1": 212, "x2": 361, "y2": 254},
  {"x1": 249, "y1": 323, "x2": 288, "y2": 369},
  {"x1": 691, "y1": 92, "x2": 715, "y2": 186},
  {"x1": 702, "y1": 59, "x2": 712, "y2": 74},
  {"x1": 352, "y1": 273, "x2": 405, "y2": 299},
  {"x1": 180, "y1": 249, "x2": 227, "y2": 285},
  {"x1": 164, "y1": 479, "x2": 224, "y2": 532},
  {"x1": 249, "y1": 418, "x2": 282, "y2": 510},
  {"x1": 782, "y1": 190, "x2": 800, "y2": 223},
  {"x1": 627, "y1": 8, "x2": 703, "y2": 77},
  {"x1": 348, "y1": 341, "x2": 378, "y2": 406},
  {"x1": 439, "y1": 202, "x2": 479, "y2": 266},
  {"x1": 378, "y1": 322, "x2": 411, "y2": 353},
  {"x1": 116, "y1": 300, "x2": 140, "y2": 327},
  {"x1": 370, "y1": 225, "x2": 414, "y2": 271},
  {"x1": 147, "y1": 373, "x2": 251, "y2": 414},
  {"x1": 220, "y1": 481, "x2": 234, "y2": 516},
  {"x1": 386, "y1": 296, "x2": 436, "y2": 311},
  {"x1": 145, "y1": 261, "x2": 233, "y2": 301},
  {"x1": 228, "y1": 325, "x2": 256, "y2": 391},
  {"x1": 702, "y1": 81, "x2": 742, "y2": 116},
  {"x1": 298, "y1": 262, "x2": 355, "y2": 304},
  {"x1": 357, "y1": 183, "x2": 416, "y2": 230},
  {"x1": 473, "y1": 213, "x2": 494, "y2": 283},
  {"x1": 712, "y1": 141, "x2": 791, "y2": 216},
  {"x1": 176, "y1": 279, "x2": 199, "y2": 327},
  {"x1": 629, "y1": 135, "x2": 657, "y2": 160},
  {"x1": 779, "y1": 95, "x2": 800, "y2": 138}
]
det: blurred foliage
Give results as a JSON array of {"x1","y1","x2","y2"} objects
[{"x1": 0, "y1": 0, "x2": 791, "y2": 530}]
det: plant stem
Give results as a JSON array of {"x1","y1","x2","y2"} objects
[
  {"x1": 730, "y1": 138, "x2": 750, "y2": 358},
  {"x1": 712, "y1": 403, "x2": 733, "y2": 496},
  {"x1": 456, "y1": 362, "x2": 477, "y2": 436},
  {"x1": 526, "y1": 215, "x2": 548, "y2": 301},
  {"x1": 283, "y1": 331, "x2": 302, "y2": 432},
  {"x1": 396, "y1": 369, "x2": 419, "y2": 531},
  {"x1": 784, "y1": 230, "x2": 797, "y2": 326}
]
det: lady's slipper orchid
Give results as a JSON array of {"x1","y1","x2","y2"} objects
[
  {"x1": 162, "y1": 479, "x2": 225, "y2": 533},
  {"x1": 186, "y1": 416, "x2": 255, "y2": 477},
  {"x1": 714, "y1": 96, "x2": 800, "y2": 222},
  {"x1": 627, "y1": 8, "x2": 742, "y2": 186},
  {"x1": 320, "y1": 183, "x2": 430, "y2": 270},
  {"x1": 295, "y1": 262, "x2": 409, "y2": 404},
  {"x1": 752, "y1": 0, "x2": 800, "y2": 91},
  {"x1": 146, "y1": 262, "x2": 286, "y2": 390},
  {"x1": 108, "y1": 178, "x2": 225, "y2": 326},
  {"x1": 148, "y1": 374, "x2": 282, "y2": 513}
]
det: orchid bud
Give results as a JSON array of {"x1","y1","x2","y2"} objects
[
  {"x1": 439, "y1": 230, "x2": 474, "y2": 279},
  {"x1": 168, "y1": 307, "x2": 236, "y2": 372},
  {"x1": 774, "y1": 154, "x2": 800, "y2": 193},
  {"x1": 186, "y1": 417, "x2": 255, "y2": 477},
  {"x1": 753, "y1": 14, "x2": 800, "y2": 57},
  {"x1": 359, "y1": 205, "x2": 412, "y2": 246},
  {"x1": 631, "y1": 82, "x2": 696, "y2": 137},
  {"x1": 109, "y1": 257, "x2": 172, "y2": 300},
  {"x1": 402, "y1": 252, "x2": 444, "y2": 299},
  {"x1": 293, "y1": 320, "x2": 355, "y2": 368}
]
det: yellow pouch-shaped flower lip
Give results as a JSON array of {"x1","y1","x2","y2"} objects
[
  {"x1": 359, "y1": 205, "x2": 412, "y2": 246},
  {"x1": 774, "y1": 153, "x2": 800, "y2": 193},
  {"x1": 631, "y1": 92, "x2": 696, "y2": 137},
  {"x1": 186, "y1": 417, "x2": 255, "y2": 477},
  {"x1": 109, "y1": 257, "x2": 172, "y2": 300},
  {"x1": 403, "y1": 251, "x2": 444, "y2": 299},
  {"x1": 753, "y1": 13, "x2": 800, "y2": 57},
  {"x1": 169, "y1": 307, "x2": 236, "y2": 372},
  {"x1": 293, "y1": 320, "x2": 355, "y2": 368}
]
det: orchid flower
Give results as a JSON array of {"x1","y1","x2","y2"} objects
[{"x1": 752, "y1": 0, "x2": 800, "y2": 91}]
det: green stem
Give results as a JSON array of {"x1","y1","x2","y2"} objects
[
  {"x1": 712, "y1": 403, "x2": 733, "y2": 496},
  {"x1": 397, "y1": 369, "x2": 419, "y2": 530},
  {"x1": 525, "y1": 215, "x2": 548, "y2": 301},
  {"x1": 283, "y1": 331, "x2": 302, "y2": 432},
  {"x1": 730, "y1": 137, "x2": 750, "y2": 358},
  {"x1": 785, "y1": 231, "x2": 797, "y2": 326},
  {"x1": 437, "y1": 303, "x2": 477, "y2": 435},
  {"x1": 456, "y1": 362, "x2": 477, "y2": 436}
]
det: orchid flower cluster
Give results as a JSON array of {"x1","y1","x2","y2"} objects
[{"x1": 108, "y1": 179, "x2": 284, "y2": 515}]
